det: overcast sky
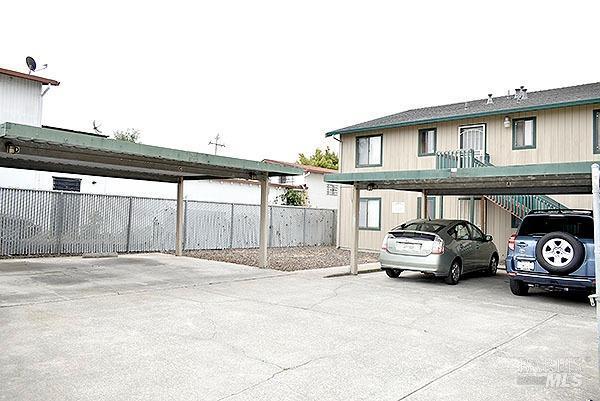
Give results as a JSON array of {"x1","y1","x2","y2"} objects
[{"x1": 3, "y1": 0, "x2": 599, "y2": 162}]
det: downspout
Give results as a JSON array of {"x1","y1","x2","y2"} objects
[{"x1": 333, "y1": 134, "x2": 342, "y2": 248}]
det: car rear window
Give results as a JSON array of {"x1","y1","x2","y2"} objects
[
  {"x1": 518, "y1": 215, "x2": 593, "y2": 239},
  {"x1": 398, "y1": 223, "x2": 444, "y2": 233}
]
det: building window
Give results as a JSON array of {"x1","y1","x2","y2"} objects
[
  {"x1": 512, "y1": 117, "x2": 536, "y2": 150},
  {"x1": 359, "y1": 198, "x2": 381, "y2": 230},
  {"x1": 52, "y1": 177, "x2": 81, "y2": 192},
  {"x1": 326, "y1": 184, "x2": 339, "y2": 196},
  {"x1": 594, "y1": 110, "x2": 600, "y2": 154},
  {"x1": 417, "y1": 196, "x2": 436, "y2": 219},
  {"x1": 278, "y1": 176, "x2": 295, "y2": 185},
  {"x1": 418, "y1": 128, "x2": 436, "y2": 156},
  {"x1": 356, "y1": 135, "x2": 382, "y2": 167}
]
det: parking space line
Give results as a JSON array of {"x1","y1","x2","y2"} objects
[{"x1": 396, "y1": 313, "x2": 558, "y2": 400}]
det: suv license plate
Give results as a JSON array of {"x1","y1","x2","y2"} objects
[{"x1": 517, "y1": 260, "x2": 534, "y2": 271}]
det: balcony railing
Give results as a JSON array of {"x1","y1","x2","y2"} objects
[{"x1": 435, "y1": 149, "x2": 490, "y2": 169}]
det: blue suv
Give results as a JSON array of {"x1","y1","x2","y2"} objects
[{"x1": 506, "y1": 209, "x2": 595, "y2": 295}]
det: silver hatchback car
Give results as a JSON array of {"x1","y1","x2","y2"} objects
[{"x1": 379, "y1": 219, "x2": 499, "y2": 284}]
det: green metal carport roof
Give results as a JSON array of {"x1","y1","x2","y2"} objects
[
  {"x1": 324, "y1": 161, "x2": 597, "y2": 195},
  {"x1": 0, "y1": 123, "x2": 302, "y2": 182}
]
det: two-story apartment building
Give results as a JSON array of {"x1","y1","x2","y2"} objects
[{"x1": 326, "y1": 82, "x2": 600, "y2": 261}]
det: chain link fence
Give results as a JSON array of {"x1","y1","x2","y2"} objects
[{"x1": 0, "y1": 187, "x2": 336, "y2": 256}]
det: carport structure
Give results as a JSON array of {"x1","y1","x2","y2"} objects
[
  {"x1": 0, "y1": 122, "x2": 302, "y2": 267},
  {"x1": 324, "y1": 160, "x2": 596, "y2": 274},
  {"x1": 328, "y1": 161, "x2": 600, "y2": 380}
]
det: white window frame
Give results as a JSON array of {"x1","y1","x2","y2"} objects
[
  {"x1": 356, "y1": 134, "x2": 383, "y2": 167},
  {"x1": 458, "y1": 124, "x2": 486, "y2": 160},
  {"x1": 359, "y1": 198, "x2": 381, "y2": 230}
]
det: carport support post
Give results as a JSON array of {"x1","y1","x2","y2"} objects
[
  {"x1": 350, "y1": 184, "x2": 360, "y2": 275},
  {"x1": 175, "y1": 177, "x2": 184, "y2": 256},
  {"x1": 422, "y1": 190, "x2": 428, "y2": 219},
  {"x1": 590, "y1": 164, "x2": 600, "y2": 376},
  {"x1": 258, "y1": 175, "x2": 269, "y2": 268},
  {"x1": 480, "y1": 198, "x2": 487, "y2": 232}
]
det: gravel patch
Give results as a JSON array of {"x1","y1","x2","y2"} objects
[{"x1": 181, "y1": 246, "x2": 378, "y2": 271}]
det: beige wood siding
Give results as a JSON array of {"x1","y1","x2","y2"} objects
[
  {"x1": 338, "y1": 104, "x2": 600, "y2": 254},
  {"x1": 341, "y1": 103, "x2": 600, "y2": 173}
]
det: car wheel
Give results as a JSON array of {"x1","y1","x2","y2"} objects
[
  {"x1": 535, "y1": 231, "x2": 584, "y2": 275},
  {"x1": 444, "y1": 260, "x2": 461, "y2": 285},
  {"x1": 509, "y1": 279, "x2": 529, "y2": 296},
  {"x1": 385, "y1": 269, "x2": 402, "y2": 278},
  {"x1": 486, "y1": 255, "x2": 498, "y2": 276}
]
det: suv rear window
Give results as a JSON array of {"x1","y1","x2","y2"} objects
[
  {"x1": 398, "y1": 222, "x2": 444, "y2": 233},
  {"x1": 518, "y1": 215, "x2": 593, "y2": 239}
]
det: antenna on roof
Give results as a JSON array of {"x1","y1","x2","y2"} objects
[
  {"x1": 209, "y1": 133, "x2": 226, "y2": 155},
  {"x1": 25, "y1": 56, "x2": 48, "y2": 75},
  {"x1": 92, "y1": 120, "x2": 103, "y2": 134}
]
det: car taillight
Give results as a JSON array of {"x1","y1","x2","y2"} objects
[
  {"x1": 431, "y1": 237, "x2": 445, "y2": 255},
  {"x1": 508, "y1": 233, "x2": 517, "y2": 251},
  {"x1": 381, "y1": 234, "x2": 393, "y2": 251}
]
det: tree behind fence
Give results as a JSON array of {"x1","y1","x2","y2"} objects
[{"x1": 0, "y1": 187, "x2": 337, "y2": 256}]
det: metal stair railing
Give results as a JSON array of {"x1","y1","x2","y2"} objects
[{"x1": 435, "y1": 150, "x2": 566, "y2": 219}]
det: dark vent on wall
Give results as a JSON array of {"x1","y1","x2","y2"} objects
[{"x1": 52, "y1": 177, "x2": 82, "y2": 192}]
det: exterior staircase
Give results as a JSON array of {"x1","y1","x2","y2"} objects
[{"x1": 435, "y1": 149, "x2": 566, "y2": 219}]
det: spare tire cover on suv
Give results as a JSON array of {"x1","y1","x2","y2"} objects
[{"x1": 535, "y1": 231, "x2": 585, "y2": 275}]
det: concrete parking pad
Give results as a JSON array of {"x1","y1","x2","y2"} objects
[{"x1": 0, "y1": 254, "x2": 597, "y2": 400}]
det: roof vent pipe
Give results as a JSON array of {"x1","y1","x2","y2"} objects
[
  {"x1": 486, "y1": 94, "x2": 493, "y2": 105},
  {"x1": 521, "y1": 88, "x2": 528, "y2": 99},
  {"x1": 513, "y1": 88, "x2": 521, "y2": 100}
]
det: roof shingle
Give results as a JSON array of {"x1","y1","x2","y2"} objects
[{"x1": 326, "y1": 82, "x2": 600, "y2": 136}]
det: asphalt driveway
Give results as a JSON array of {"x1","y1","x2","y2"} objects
[{"x1": 0, "y1": 254, "x2": 597, "y2": 400}]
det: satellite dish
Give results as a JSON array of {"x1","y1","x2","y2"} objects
[
  {"x1": 26, "y1": 56, "x2": 37, "y2": 74},
  {"x1": 25, "y1": 56, "x2": 48, "y2": 75}
]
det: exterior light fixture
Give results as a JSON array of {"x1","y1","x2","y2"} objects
[
  {"x1": 5, "y1": 142, "x2": 20, "y2": 154},
  {"x1": 503, "y1": 116, "x2": 511, "y2": 128},
  {"x1": 367, "y1": 183, "x2": 375, "y2": 191}
]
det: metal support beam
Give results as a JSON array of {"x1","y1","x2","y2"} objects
[
  {"x1": 175, "y1": 177, "x2": 184, "y2": 256},
  {"x1": 258, "y1": 176, "x2": 269, "y2": 268},
  {"x1": 350, "y1": 185, "x2": 360, "y2": 275},
  {"x1": 422, "y1": 190, "x2": 428, "y2": 219},
  {"x1": 469, "y1": 196, "x2": 475, "y2": 224},
  {"x1": 480, "y1": 198, "x2": 487, "y2": 232}
]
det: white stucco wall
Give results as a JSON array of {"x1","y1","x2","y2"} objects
[
  {"x1": 305, "y1": 173, "x2": 338, "y2": 209},
  {"x1": 0, "y1": 168, "x2": 286, "y2": 204}
]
